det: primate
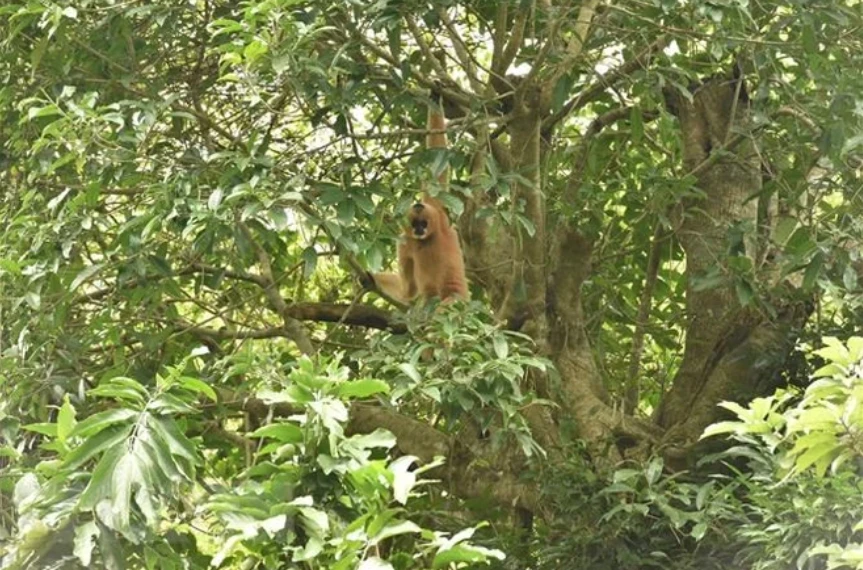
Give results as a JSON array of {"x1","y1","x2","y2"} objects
[{"x1": 367, "y1": 99, "x2": 468, "y2": 304}]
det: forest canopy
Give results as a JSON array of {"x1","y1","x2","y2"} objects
[{"x1": 1, "y1": 0, "x2": 862, "y2": 569}]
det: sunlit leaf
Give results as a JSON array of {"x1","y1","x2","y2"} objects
[
  {"x1": 69, "y1": 263, "x2": 104, "y2": 292},
  {"x1": 337, "y1": 378, "x2": 390, "y2": 399},
  {"x1": 73, "y1": 520, "x2": 99, "y2": 567},
  {"x1": 389, "y1": 455, "x2": 418, "y2": 505},
  {"x1": 56, "y1": 396, "x2": 76, "y2": 445}
]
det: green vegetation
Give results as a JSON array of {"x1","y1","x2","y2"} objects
[{"x1": 1, "y1": 0, "x2": 862, "y2": 568}]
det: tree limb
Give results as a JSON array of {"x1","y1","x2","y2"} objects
[
  {"x1": 178, "y1": 302, "x2": 405, "y2": 339},
  {"x1": 405, "y1": 16, "x2": 460, "y2": 89},
  {"x1": 349, "y1": 403, "x2": 538, "y2": 511},
  {"x1": 436, "y1": 7, "x2": 485, "y2": 93},
  {"x1": 542, "y1": 0, "x2": 603, "y2": 90},
  {"x1": 493, "y1": 6, "x2": 527, "y2": 80}
]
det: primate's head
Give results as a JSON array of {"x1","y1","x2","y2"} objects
[{"x1": 407, "y1": 201, "x2": 444, "y2": 240}]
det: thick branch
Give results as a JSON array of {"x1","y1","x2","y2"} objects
[
  {"x1": 287, "y1": 302, "x2": 404, "y2": 332},
  {"x1": 180, "y1": 302, "x2": 405, "y2": 340},
  {"x1": 405, "y1": 16, "x2": 459, "y2": 88},
  {"x1": 348, "y1": 404, "x2": 450, "y2": 463},
  {"x1": 437, "y1": 8, "x2": 485, "y2": 93},
  {"x1": 349, "y1": 404, "x2": 538, "y2": 511},
  {"x1": 493, "y1": 7, "x2": 527, "y2": 79}
]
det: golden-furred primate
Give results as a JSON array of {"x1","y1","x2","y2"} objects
[{"x1": 367, "y1": 100, "x2": 468, "y2": 304}]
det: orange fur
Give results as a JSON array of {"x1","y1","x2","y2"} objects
[{"x1": 371, "y1": 100, "x2": 468, "y2": 304}]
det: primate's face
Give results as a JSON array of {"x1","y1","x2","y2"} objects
[{"x1": 407, "y1": 202, "x2": 440, "y2": 240}]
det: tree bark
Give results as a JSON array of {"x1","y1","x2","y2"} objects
[{"x1": 653, "y1": 71, "x2": 810, "y2": 460}]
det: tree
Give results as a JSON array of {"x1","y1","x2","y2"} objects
[{"x1": 1, "y1": 0, "x2": 862, "y2": 568}]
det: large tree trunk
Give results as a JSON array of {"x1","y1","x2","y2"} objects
[{"x1": 653, "y1": 72, "x2": 810, "y2": 461}]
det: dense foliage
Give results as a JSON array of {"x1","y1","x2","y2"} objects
[
  {"x1": 1, "y1": 0, "x2": 862, "y2": 568},
  {"x1": 537, "y1": 338, "x2": 863, "y2": 570}
]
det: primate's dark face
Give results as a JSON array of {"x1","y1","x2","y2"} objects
[{"x1": 407, "y1": 202, "x2": 439, "y2": 240}]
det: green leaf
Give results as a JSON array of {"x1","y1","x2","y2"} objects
[
  {"x1": 22, "y1": 422, "x2": 57, "y2": 437},
  {"x1": 842, "y1": 263, "x2": 858, "y2": 291},
  {"x1": 30, "y1": 35, "x2": 50, "y2": 75},
  {"x1": 251, "y1": 422, "x2": 304, "y2": 443},
  {"x1": 349, "y1": 429, "x2": 396, "y2": 450},
  {"x1": 139, "y1": 435, "x2": 185, "y2": 484},
  {"x1": 57, "y1": 396, "x2": 76, "y2": 445},
  {"x1": 73, "y1": 520, "x2": 99, "y2": 567},
  {"x1": 366, "y1": 509, "x2": 398, "y2": 538},
  {"x1": 516, "y1": 214, "x2": 536, "y2": 237},
  {"x1": 802, "y1": 252, "x2": 823, "y2": 291},
  {"x1": 791, "y1": 407, "x2": 837, "y2": 431},
  {"x1": 177, "y1": 376, "x2": 217, "y2": 401},
  {"x1": 26, "y1": 103, "x2": 62, "y2": 120},
  {"x1": 89, "y1": 377, "x2": 149, "y2": 406},
  {"x1": 106, "y1": 449, "x2": 140, "y2": 534},
  {"x1": 492, "y1": 334, "x2": 509, "y2": 359},
  {"x1": 785, "y1": 227, "x2": 815, "y2": 257},
  {"x1": 735, "y1": 279, "x2": 754, "y2": 306},
  {"x1": 717, "y1": 401, "x2": 748, "y2": 417},
  {"x1": 78, "y1": 444, "x2": 124, "y2": 510},
  {"x1": 298, "y1": 506, "x2": 330, "y2": 537},
  {"x1": 847, "y1": 337, "x2": 863, "y2": 361},
  {"x1": 551, "y1": 72, "x2": 575, "y2": 114},
  {"x1": 64, "y1": 424, "x2": 133, "y2": 471},
  {"x1": 270, "y1": 208, "x2": 289, "y2": 230},
  {"x1": 24, "y1": 291, "x2": 40, "y2": 310},
  {"x1": 149, "y1": 393, "x2": 196, "y2": 414},
  {"x1": 70, "y1": 409, "x2": 137, "y2": 439},
  {"x1": 690, "y1": 521, "x2": 708, "y2": 540},
  {"x1": 302, "y1": 247, "x2": 317, "y2": 278},
  {"x1": 645, "y1": 458, "x2": 663, "y2": 485},
  {"x1": 815, "y1": 340, "x2": 852, "y2": 367},
  {"x1": 786, "y1": 428, "x2": 845, "y2": 476},
  {"x1": 433, "y1": 543, "x2": 504, "y2": 568},
  {"x1": 630, "y1": 106, "x2": 644, "y2": 143},
  {"x1": 398, "y1": 363, "x2": 421, "y2": 383},
  {"x1": 812, "y1": 363, "x2": 844, "y2": 378},
  {"x1": 208, "y1": 188, "x2": 223, "y2": 210},
  {"x1": 337, "y1": 379, "x2": 390, "y2": 399},
  {"x1": 337, "y1": 200, "x2": 355, "y2": 224},
  {"x1": 371, "y1": 520, "x2": 421, "y2": 543},
  {"x1": 293, "y1": 536, "x2": 324, "y2": 562},
  {"x1": 149, "y1": 416, "x2": 198, "y2": 464},
  {"x1": 13, "y1": 473, "x2": 40, "y2": 509},
  {"x1": 69, "y1": 263, "x2": 104, "y2": 292},
  {"x1": 700, "y1": 421, "x2": 741, "y2": 438},
  {"x1": 695, "y1": 482, "x2": 713, "y2": 510}
]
